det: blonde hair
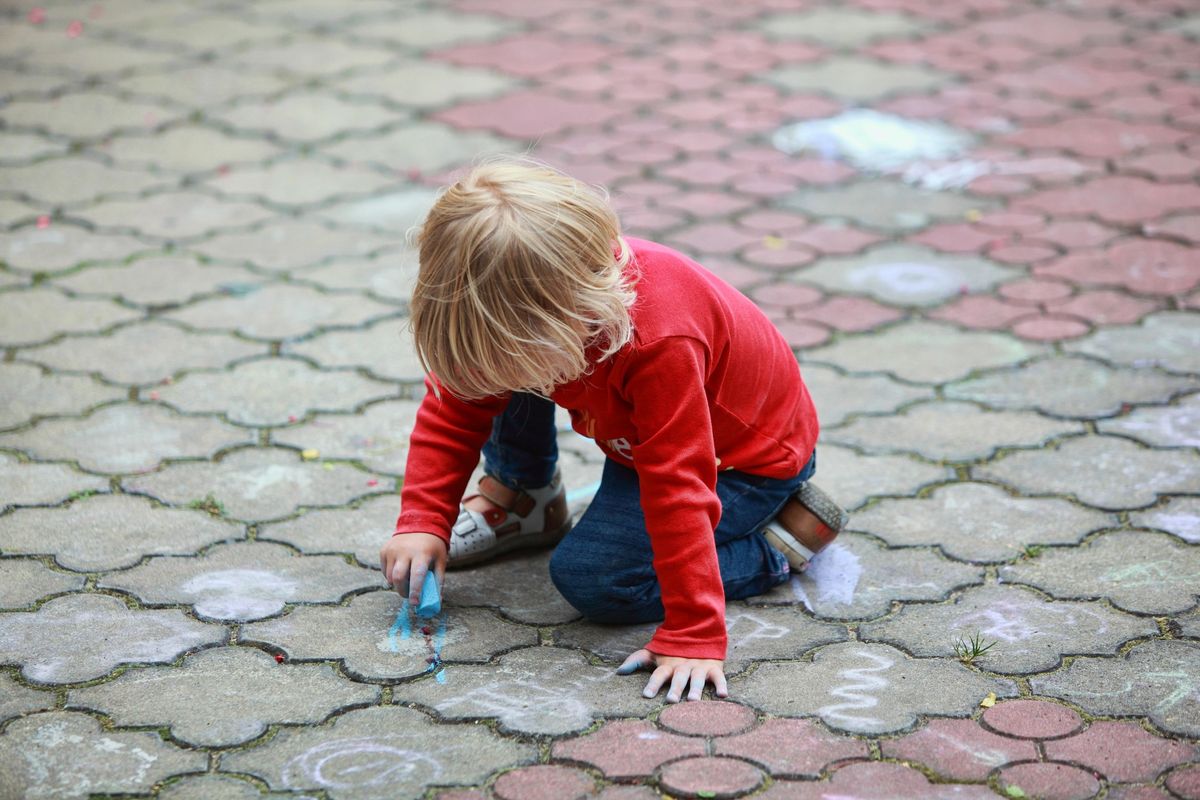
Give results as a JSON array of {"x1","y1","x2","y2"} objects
[{"x1": 410, "y1": 158, "x2": 636, "y2": 400}]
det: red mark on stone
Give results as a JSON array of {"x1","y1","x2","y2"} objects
[
  {"x1": 959, "y1": 284, "x2": 970, "y2": 295},
  {"x1": 148, "y1": 391, "x2": 160, "y2": 400},
  {"x1": 66, "y1": 19, "x2": 83, "y2": 37},
  {"x1": 287, "y1": 415, "x2": 297, "y2": 423},
  {"x1": 407, "y1": 167, "x2": 422, "y2": 181},
  {"x1": 274, "y1": 653, "x2": 285, "y2": 663},
  {"x1": 160, "y1": 376, "x2": 172, "y2": 385},
  {"x1": 1121, "y1": 403, "x2": 1132, "y2": 414},
  {"x1": 426, "y1": 655, "x2": 436, "y2": 663},
  {"x1": 28, "y1": 7, "x2": 46, "y2": 24},
  {"x1": 217, "y1": 164, "x2": 230, "y2": 176},
  {"x1": 36, "y1": 215, "x2": 51, "y2": 229},
  {"x1": 421, "y1": 626, "x2": 432, "y2": 635},
  {"x1": 367, "y1": 479, "x2": 379, "y2": 487}
]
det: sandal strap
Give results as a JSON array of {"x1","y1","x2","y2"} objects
[{"x1": 476, "y1": 475, "x2": 518, "y2": 511}]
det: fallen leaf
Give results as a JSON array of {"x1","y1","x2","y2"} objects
[
  {"x1": 300, "y1": 448, "x2": 319, "y2": 461},
  {"x1": 1005, "y1": 785, "x2": 1026, "y2": 798},
  {"x1": 763, "y1": 235, "x2": 786, "y2": 250},
  {"x1": 980, "y1": 692, "x2": 996, "y2": 708}
]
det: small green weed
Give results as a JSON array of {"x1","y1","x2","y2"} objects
[
  {"x1": 1022, "y1": 544, "x2": 1044, "y2": 559},
  {"x1": 67, "y1": 489, "x2": 98, "y2": 501},
  {"x1": 953, "y1": 631, "x2": 997, "y2": 665},
  {"x1": 187, "y1": 493, "x2": 225, "y2": 516}
]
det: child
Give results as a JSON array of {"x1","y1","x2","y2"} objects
[{"x1": 380, "y1": 159, "x2": 846, "y2": 703}]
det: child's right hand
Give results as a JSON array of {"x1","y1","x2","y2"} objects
[{"x1": 379, "y1": 533, "x2": 448, "y2": 607}]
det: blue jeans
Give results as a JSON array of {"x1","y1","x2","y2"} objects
[{"x1": 482, "y1": 393, "x2": 813, "y2": 624}]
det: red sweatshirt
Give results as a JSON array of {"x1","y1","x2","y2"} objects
[{"x1": 395, "y1": 237, "x2": 818, "y2": 659}]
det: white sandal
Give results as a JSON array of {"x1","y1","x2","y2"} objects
[{"x1": 449, "y1": 470, "x2": 571, "y2": 568}]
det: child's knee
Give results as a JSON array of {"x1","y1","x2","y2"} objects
[{"x1": 549, "y1": 542, "x2": 658, "y2": 623}]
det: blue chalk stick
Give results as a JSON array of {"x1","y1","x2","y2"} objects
[{"x1": 416, "y1": 570, "x2": 441, "y2": 617}]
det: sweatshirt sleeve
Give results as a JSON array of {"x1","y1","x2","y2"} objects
[
  {"x1": 623, "y1": 336, "x2": 727, "y2": 660},
  {"x1": 394, "y1": 375, "x2": 509, "y2": 544}
]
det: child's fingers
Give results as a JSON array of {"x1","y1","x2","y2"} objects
[
  {"x1": 616, "y1": 649, "x2": 652, "y2": 676},
  {"x1": 686, "y1": 667, "x2": 708, "y2": 701},
  {"x1": 642, "y1": 664, "x2": 673, "y2": 699},
  {"x1": 389, "y1": 556, "x2": 411, "y2": 598},
  {"x1": 407, "y1": 560, "x2": 429, "y2": 607},
  {"x1": 712, "y1": 668, "x2": 729, "y2": 699},
  {"x1": 665, "y1": 667, "x2": 691, "y2": 703}
]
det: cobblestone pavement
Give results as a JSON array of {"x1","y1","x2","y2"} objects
[{"x1": 1, "y1": 0, "x2": 1199, "y2": 798}]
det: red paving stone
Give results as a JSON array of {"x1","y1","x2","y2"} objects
[
  {"x1": 659, "y1": 756, "x2": 765, "y2": 799},
  {"x1": 658, "y1": 700, "x2": 758, "y2": 737},
  {"x1": 1017, "y1": 177, "x2": 1200, "y2": 226},
  {"x1": 714, "y1": 718, "x2": 868, "y2": 777},
  {"x1": 492, "y1": 765, "x2": 595, "y2": 800},
  {"x1": 983, "y1": 700, "x2": 1085, "y2": 739},
  {"x1": 880, "y1": 718, "x2": 1038, "y2": 781},
  {"x1": 552, "y1": 720, "x2": 706, "y2": 780},
  {"x1": 1167, "y1": 764, "x2": 1200, "y2": 800},
  {"x1": 1045, "y1": 721, "x2": 1197, "y2": 783},
  {"x1": 998, "y1": 762, "x2": 1102, "y2": 800},
  {"x1": 1035, "y1": 239, "x2": 1200, "y2": 296},
  {"x1": 758, "y1": 762, "x2": 995, "y2": 799}
]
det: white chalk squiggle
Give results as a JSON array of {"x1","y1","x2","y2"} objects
[{"x1": 818, "y1": 649, "x2": 894, "y2": 729}]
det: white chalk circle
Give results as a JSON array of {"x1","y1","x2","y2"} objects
[
  {"x1": 282, "y1": 738, "x2": 443, "y2": 790},
  {"x1": 180, "y1": 569, "x2": 298, "y2": 620}
]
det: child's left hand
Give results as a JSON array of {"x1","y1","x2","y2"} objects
[{"x1": 617, "y1": 648, "x2": 727, "y2": 702}]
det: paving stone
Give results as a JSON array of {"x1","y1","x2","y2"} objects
[
  {"x1": 114, "y1": 64, "x2": 291, "y2": 107},
  {"x1": 1000, "y1": 531, "x2": 1200, "y2": 615},
  {"x1": 880, "y1": 718, "x2": 1037, "y2": 780},
  {"x1": 347, "y1": 9, "x2": 518, "y2": 48},
  {"x1": 124, "y1": 447, "x2": 378, "y2": 522},
  {"x1": 976, "y1": 435, "x2": 1200, "y2": 510},
  {"x1": 0, "y1": 131, "x2": 69, "y2": 162},
  {"x1": 658, "y1": 700, "x2": 757, "y2": 737},
  {"x1": 759, "y1": 536, "x2": 983, "y2": 619},
  {"x1": 394, "y1": 646, "x2": 658, "y2": 735},
  {"x1": 444, "y1": 550, "x2": 582, "y2": 625},
  {"x1": 193, "y1": 219, "x2": 403, "y2": 274},
  {"x1": 99, "y1": 541, "x2": 378, "y2": 621},
  {"x1": 1032, "y1": 640, "x2": 1200, "y2": 737},
  {"x1": 0, "y1": 362, "x2": 125, "y2": 429},
  {"x1": 20, "y1": 320, "x2": 265, "y2": 385},
  {"x1": 167, "y1": 285, "x2": 395, "y2": 340},
  {"x1": 1167, "y1": 765, "x2": 1200, "y2": 800},
  {"x1": 1018, "y1": 176, "x2": 1200, "y2": 226},
  {"x1": 553, "y1": 719, "x2": 706, "y2": 779},
  {"x1": 783, "y1": 179, "x2": 996, "y2": 234},
  {"x1": 0, "y1": 403, "x2": 251, "y2": 473},
  {"x1": 157, "y1": 358, "x2": 397, "y2": 426},
  {"x1": 1099, "y1": 393, "x2": 1200, "y2": 447},
  {"x1": 243, "y1": 591, "x2": 536, "y2": 681},
  {"x1": 274, "y1": 401, "x2": 417, "y2": 474},
  {"x1": 0, "y1": 199, "x2": 38, "y2": 230},
  {"x1": 298, "y1": 252, "x2": 419, "y2": 303},
  {"x1": 212, "y1": 158, "x2": 395, "y2": 207},
  {"x1": 0, "y1": 287, "x2": 140, "y2": 346},
  {"x1": 998, "y1": 762, "x2": 1101, "y2": 800},
  {"x1": 1045, "y1": 721, "x2": 1196, "y2": 782},
  {"x1": 851, "y1": 483, "x2": 1113, "y2": 562},
  {"x1": 1131, "y1": 497, "x2": 1200, "y2": 543},
  {"x1": 51, "y1": 255, "x2": 261, "y2": 307},
  {"x1": 0, "y1": 560, "x2": 84, "y2": 608},
  {"x1": 805, "y1": 321, "x2": 1045, "y2": 384},
  {"x1": 828, "y1": 400, "x2": 1081, "y2": 461},
  {"x1": 801, "y1": 364, "x2": 933, "y2": 427},
  {"x1": 0, "y1": 712, "x2": 207, "y2": 799},
  {"x1": 0, "y1": 673, "x2": 55, "y2": 722},
  {"x1": 946, "y1": 356, "x2": 1198, "y2": 419},
  {"x1": 1065, "y1": 311, "x2": 1200, "y2": 374},
  {"x1": 735, "y1": 642, "x2": 1015, "y2": 734},
  {"x1": 321, "y1": 122, "x2": 518, "y2": 174},
  {"x1": 555, "y1": 603, "x2": 847, "y2": 673},
  {"x1": 493, "y1": 765, "x2": 596, "y2": 800},
  {"x1": 796, "y1": 245, "x2": 1020, "y2": 306},
  {"x1": 0, "y1": 453, "x2": 108, "y2": 509},
  {"x1": 660, "y1": 755, "x2": 765, "y2": 798},
  {"x1": 318, "y1": 187, "x2": 439, "y2": 233},
  {"x1": 68, "y1": 646, "x2": 378, "y2": 747},
  {"x1": 157, "y1": 774, "x2": 283, "y2": 800},
  {"x1": 862, "y1": 584, "x2": 1154, "y2": 674},
  {"x1": 0, "y1": 91, "x2": 180, "y2": 139},
  {"x1": 286, "y1": 319, "x2": 424, "y2": 382},
  {"x1": 757, "y1": 761, "x2": 996, "y2": 799},
  {"x1": 763, "y1": 57, "x2": 950, "y2": 101},
  {"x1": 0, "y1": 224, "x2": 149, "y2": 274},
  {"x1": 0, "y1": 593, "x2": 223, "y2": 684},
  {"x1": 336, "y1": 61, "x2": 516, "y2": 108},
  {"x1": 0, "y1": 156, "x2": 167, "y2": 206},
  {"x1": 223, "y1": 705, "x2": 534, "y2": 800},
  {"x1": 715, "y1": 717, "x2": 867, "y2": 777},
  {"x1": 258, "y1": 494, "x2": 397, "y2": 569},
  {"x1": 811, "y1": 444, "x2": 954, "y2": 510},
  {"x1": 758, "y1": 8, "x2": 926, "y2": 45},
  {"x1": 80, "y1": 191, "x2": 275, "y2": 240}
]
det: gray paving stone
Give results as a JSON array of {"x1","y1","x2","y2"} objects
[
  {"x1": 101, "y1": 540, "x2": 379, "y2": 621},
  {"x1": 166, "y1": 285, "x2": 395, "y2": 340},
  {"x1": 0, "y1": 593, "x2": 223, "y2": 684},
  {"x1": 1000, "y1": 531, "x2": 1200, "y2": 615},
  {"x1": 0, "y1": 363, "x2": 125, "y2": 430},
  {"x1": 851, "y1": 483, "x2": 1114, "y2": 562},
  {"x1": 215, "y1": 91, "x2": 397, "y2": 142},
  {"x1": 322, "y1": 122, "x2": 517, "y2": 174},
  {"x1": 51, "y1": 255, "x2": 261, "y2": 307},
  {"x1": 336, "y1": 60, "x2": 516, "y2": 108},
  {"x1": 211, "y1": 158, "x2": 396, "y2": 207},
  {"x1": 0, "y1": 131, "x2": 68, "y2": 162},
  {"x1": 758, "y1": 535, "x2": 985, "y2": 619},
  {"x1": 0, "y1": 453, "x2": 108, "y2": 509},
  {"x1": 0, "y1": 224, "x2": 149, "y2": 273},
  {"x1": 0, "y1": 156, "x2": 167, "y2": 206},
  {"x1": 0, "y1": 673, "x2": 54, "y2": 722},
  {"x1": 343, "y1": 11, "x2": 519, "y2": 48},
  {"x1": 80, "y1": 191, "x2": 275, "y2": 240},
  {"x1": 20, "y1": 320, "x2": 265, "y2": 385},
  {"x1": 809, "y1": 443, "x2": 954, "y2": 510},
  {"x1": 193, "y1": 218, "x2": 403, "y2": 273},
  {"x1": 1065, "y1": 311, "x2": 1200, "y2": 374},
  {"x1": 757, "y1": 8, "x2": 927, "y2": 45},
  {"x1": 976, "y1": 435, "x2": 1200, "y2": 510},
  {"x1": 274, "y1": 400, "x2": 418, "y2": 473},
  {"x1": 782, "y1": 179, "x2": 995, "y2": 232},
  {"x1": 796, "y1": 245, "x2": 1021, "y2": 307},
  {"x1": 318, "y1": 187, "x2": 438, "y2": 233},
  {"x1": 802, "y1": 364, "x2": 933, "y2": 427},
  {"x1": 158, "y1": 358, "x2": 397, "y2": 426},
  {"x1": 554, "y1": 603, "x2": 847, "y2": 673},
  {"x1": 0, "y1": 494, "x2": 242, "y2": 571},
  {"x1": 222, "y1": 705, "x2": 535, "y2": 800},
  {"x1": 806, "y1": 321, "x2": 1045, "y2": 384},
  {"x1": 860, "y1": 584, "x2": 1156, "y2": 674},
  {"x1": 0, "y1": 199, "x2": 37, "y2": 229},
  {"x1": 124, "y1": 447, "x2": 379, "y2": 521},
  {"x1": 0, "y1": 91, "x2": 180, "y2": 139},
  {"x1": 763, "y1": 57, "x2": 951, "y2": 101},
  {"x1": 0, "y1": 712, "x2": 207, "y2": 799},
  {"x1": 19, "y1": 34, "x2": 177, "y2": 76},
  {"x1": 736, "y1": 641, "x2": 1015, "y2": 734},
  {"x1": 103, "y1": 126, "x2": 283, "y2": 173},
  {"x1": 446, "y1": 550, "x2": 582, "y2": 625},
  {"x1": 68, "y1": 646, "x2": 379, "y2": 747},
  {"x1": 0, "y1": 287, "x2": 140, "y2": 346},
  {"x1": 1131, "y1": 497, "x2": 1200, "y2": 543},
  {"x1": 157, "y1": 774, "x2": 284, "y2": 800},
  {"x1": 0, "y1": 560, "x2": 84, "y2": 608},
  {"x1": 394, "y1": 646, "x2": 659, "y2": 735},
  {"x1": 1098, "y1": 393, "x2": 1200, "y2": 447},
  {"x1": 286, "y1": 318, "x2": 425, "y2": 382},
  {"x1": 231, "y1": 36, "x2": 395, "y2": 77},
  {"x1": 259, "y1": 494, "x2": 397, "y2": 568},
  {"x1": 946, "y1": 356, "x2": 1199, "y2": 419},
  {"x1": 115, "y1": 64, "x2": 291, "y2": 107},
  {"x1": 0, "y1": 403, "x2": 251, "y2": 473},
  {"x1": 297, "y1": 252, "x2": 418, "y2": 303},
  {"x1": 244, "y1": 591, "x2": 537, "y2": 681},
  {"x1": 1032, "y1": 640, "x2": 1200, "y2": 737},
  {"x1": 828, "y1": 400, "x2": 1081, "y2": 461},
  {"x1": 1179, "y1": 609, "x2": 1200, "y2": 638}
]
